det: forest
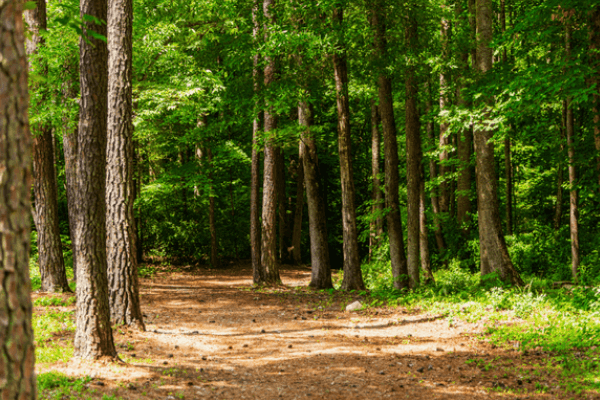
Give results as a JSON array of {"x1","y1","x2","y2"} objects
[{"x1": 1, "y1": 0, "x2": 600, "y2": 398}]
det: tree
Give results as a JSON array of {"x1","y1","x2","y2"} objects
[
  {"x1": 25, "y1": 0, "x2": 71, "y2": 293},
  {"x1": 74, "y1": 0, "x2": 118, "y2": 358},
  {"x1": 0, "y1": 0, "x2": 37, "y2": 395},
  {"x1": 405, "y1": 1, "x2": 422, "y2": 289},
  {"x1": 474, "y1": 0, "x2": 522, "y2": 286},
  {"x1": 260, "y1": 0, "x2": 281, "y2": 285},
  {"x1": 369, "y1": 100, "x2": 383, "y2": 259},
  {"x1": 370, "y1": 0, "x2": 408, "y2": 290},
  {"x1": 251, "y1": 0, "x2": 262, "y2": 283},
  {"x1": 333, "y1": 6, "x2": 365, "y2": 291},
  {"x1": 106, "y1": 0, "x2": 145, "y2": 329}
]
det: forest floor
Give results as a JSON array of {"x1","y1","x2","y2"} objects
[{"x1": 35, "y1": 263, "x2": 598, "y2": 400}]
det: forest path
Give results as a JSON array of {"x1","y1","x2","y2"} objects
[{"x1": 42, "y1": 264, "x2": 568, "y2": 399}]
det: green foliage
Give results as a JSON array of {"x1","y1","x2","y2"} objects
[
  {"x1": 33, "y1": 308, "x2": 75, "y2": 364},
  {"x1": 38, "y1": 372, "x2": 91, "y2": 400}
]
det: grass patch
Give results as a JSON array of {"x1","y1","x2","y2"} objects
[
  {"x1": 34, "y1": 296, "x2": 76, "y2": 307},
  {"x1": 37, "y1": 371, "x2": 91, "y2": 400},
  {"x1": 33, "y1": 308, "x2": 76, "y2": 364}
]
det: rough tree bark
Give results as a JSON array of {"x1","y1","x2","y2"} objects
[
  {"x1": 370, "y1": 0, "x2": 408, "y2": 289},
  {"x1": 369, "y1": 100, "x2": 383, "y2": 259},
  {"x1": 260, "y1": 0, "x2": 281, "y2": 284},
  {"x1": 565, "y1": 23, "x2": 579, "y2": 282},
  {"x1": 106, "y1": 0, "x2": 144, "y2": 329},
  {"x1": 25, "y1": 0, "x2": 71, "y2": 293},
  {"x1": 0, "y1": 0, "x2": 37, "y2": 394},
  {"x1": 74, "y1": 0, "x2": 118, "y2": 359},
  {"x1": 334, "y1": 7, "x2": 365, "y2": 291},
  {"x1": 405, "y1": 4, "x2": 421, "y2": 289},
  {"x1": 251, "y1": 0, "x2": 262, "y2": 283},
  {"x1": 474, "y1": 0, "x2": 523, "y2": 286},
  {"x1": 300, "y1": 100, "x2": 333, "y2": 289}
]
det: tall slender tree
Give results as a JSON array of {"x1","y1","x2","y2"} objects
[
  {"x1": 106, "y1": 0, "x2": 145, "y2": 329},
  {"x1": 592, "y1": 6, "x2": 600, "y2": 191},
  {"x1": 260, "y1": 0, "x2": 281, "y2": 284},
  {"x1": 74, "y1": 0, "x2": 118, "y2": 358},
  {"x1": 474, "y1": 0, "x2": 523, "y2": 285},
  {"x1": 251, "y1": 0, "x2": 262, "y2": 283},
  {"x1": 333, "y1": 6, "x2": 365, "y2": 291},
  {"x1": 370, "y1": 0, "x2": 408, "y2": 289},
  {"x1": 369, "y1": 100, "x2": 383, "y2": 259},
  {"x1": 0, "y1": 0, "x2": 37, "y2": 394},
  {"x1": 25, "y1": 0, "x2": 71, "y2": 293}
]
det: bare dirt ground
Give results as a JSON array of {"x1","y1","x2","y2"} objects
[{"x1": 37, "y1": 264, "x2": 597, "y2": 399}]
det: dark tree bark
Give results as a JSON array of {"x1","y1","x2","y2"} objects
[
  {"x1": 106, "y1": 0, "x2": 144, "y2": 329},
  {"x1": 251, "y1": 0, "x2": 262, "y2": 283},
  {"x1": 565, "y1": 24, "x2": 579, "y2": 282},
  {"x1": 425, "y1": 85, "x2": 446, "y2": 252},
  {"x1": 474, "y1": 0, "x2": 523, "y2": 286},
  {"x1": 370, "y1": 0, "x2": 408, "y2": 289},
  {"x1": 405, "y1": 5, "x2": 421, "y2": 289},
  {"x1": 291, "y1": 149, "x2": 304, "y2": 265},
  {"x1": 0, "y1": 0, "x2": 37, "y2": 395},
  {"x1": 438, "y1": 16, "x2": 451, "y2": 215},
  {"x1": 334, "y1": 7, "x2": 365, "y2": 291},
  {"x1": 260, "y1": 0, "x2": 280, "y2": 284},
  {"x1": 74, "y1": 0, "x2": 118, "y2": 359},
  {"x1": 300, "y1": 100, "x2": 333, "y2": 289},
  {"x1": 501, "y1": 0, "x2": 513, "y2": 236},
  {"x1": 369, "y1": 100, "x2": 383, "y2": 259},
  {"x1": 25, "y1": 0, "x2": 71, "y2": 293},
  {"x1": 208, "y1": 147, "x2": 218, "y2": 267}
]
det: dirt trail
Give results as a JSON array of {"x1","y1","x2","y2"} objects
[{"x1": 41, "y1": 265, "x2": 579, "y2": 399}]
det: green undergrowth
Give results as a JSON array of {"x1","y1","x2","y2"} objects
[
  {"x1": 348, "y1": 261, "x2": 600, "y2": 395},
  {"x1": 37, "y1": 372, "x2": 92, "y2": 400},
  {"x1": 33, "y1": 307, "x2": 76, "y2": 364}
]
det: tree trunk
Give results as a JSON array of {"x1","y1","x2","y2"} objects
[
  {"x1": 456, "y1": 1, "x2": 473, "y2": 231},
  {"x1": 208, "y1": 147, "x2": 218, "y2": 267},
  {"x1": 291, "y1": 148, "x2": 304, "y2": 265},
  {"x1": 276, "y1": 149, "x2": 287, "y2": 262},
  {"x1": 370, "y1": 100, "x2": 383, "y2": 259},
  {"x1": 74, "y1": 0, "x2": 118, "y2": 359},
  {"x1": 260, "y1": 0, "x2": 280, "y2": 285},
  {"x1": 590, "y1": 7, "x2": 600, "y2": 190},
  {"x1": 25, "y1": 0, "x2": 71, "y2": 293},
  {"x1": 501, "y1": 0, "x2": 513, "y2": 236},
  {"x1": 425, "y1": 86, "x2": 446, "y2": 252},
  {"x1": 555, "y1": 110, "x2": 565, "y2": 231},
  {"x1": 300, "y1": 101, "x2": 333, "y2": 289},
  {"x1": 419, "y1": 167, "x2": 434, "y2": 283},
  {"x1": 439, "y1": 17, "x2": 451, "y2": 215},
  {"x1": 0, "y1": 0, "x2": 37, "y2": 394},
  {"x1": 106, "y1": 0, "x2": 144, "y2": 330},
  {"x1": 405, "y1": 6, "x2": 421, "y2": 289},
  {"x1": 474, "y1": 0, "x2": 523, "y2": 286},
  {"x1": 370, "y1": 0, "x2": 408, "y2": 289},
  {"x1": 565, "y1": 24, "x2": 579, "y2": 282},
  {"x1": 251, "y1": 0, "x2": 262, "y2": 283},
  {"x1": 333, "y1": 7, "x2": 365, "y2": 291}
]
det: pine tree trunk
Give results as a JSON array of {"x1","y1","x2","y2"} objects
[
  {"x1": 0, "y1": 0, "x2": 37, "y2": 394},
  {"x1": 291, "y1": 149, "x2": 304, "y2": 265},
  {"x1": 425, "y1": 88, "x2": 446, "y2": 252},
  {"x1": 260, "y1": 0, "x2": 280, "y2": 285},
  {"x1": 276, "y1": 149, "x2": 287, "y2": 262},
  {"x1": 456, "y1": 1, "x2": 473, "y2": 231},
  {"x1": 334, "y1": 7, "x2": 365, "y2": 291},
  {"x1": 370, "y1": 0, "x2": 408, "y2": 289},
  {"x1": 251, "y1": 0, "x2": 262, "y2": 283},
  {"x1": 590, "y1": 7, "x2": 600, "y2": 191},
  {"x1": 370, "y1": 100, "x2": 383, "y2": 259},
  {"x1": 301, "y1": 101, "x2": 333, "y2": 289},
  {"x1": 405, "y1": 6, "x2": 421, "y2": 289},
  {"x1": 208, "y1": 147, "x2": 218, "y2": 268},
  {"x1": 106, "y1": 0, "x2": 144, "y2": 330},
  {"x1": 419, "y1": 167, "x2": 434, "y2": 283},
  {"x1": 74, "y1": 0, "x2": 118, "y2": 359},
  {"x1": 439, "y1": 17, "x2": 451, "y2": 215},
  {"x1": 25, "y1": 0, "x2": 71, "y2": 293},
  {"x1": 474, "y1": 0, "x2": 523, "y2": 286},
  {"x1": 565, "y1": 24, "x2": 579, "y2": 282},
  {"x1": 501, "y1": 0, "x2": 513, "y2": 236}
]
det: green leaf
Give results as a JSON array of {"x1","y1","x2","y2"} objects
[{"x1": 23, "y1": 1, "x2": 37, "y2": 10}]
